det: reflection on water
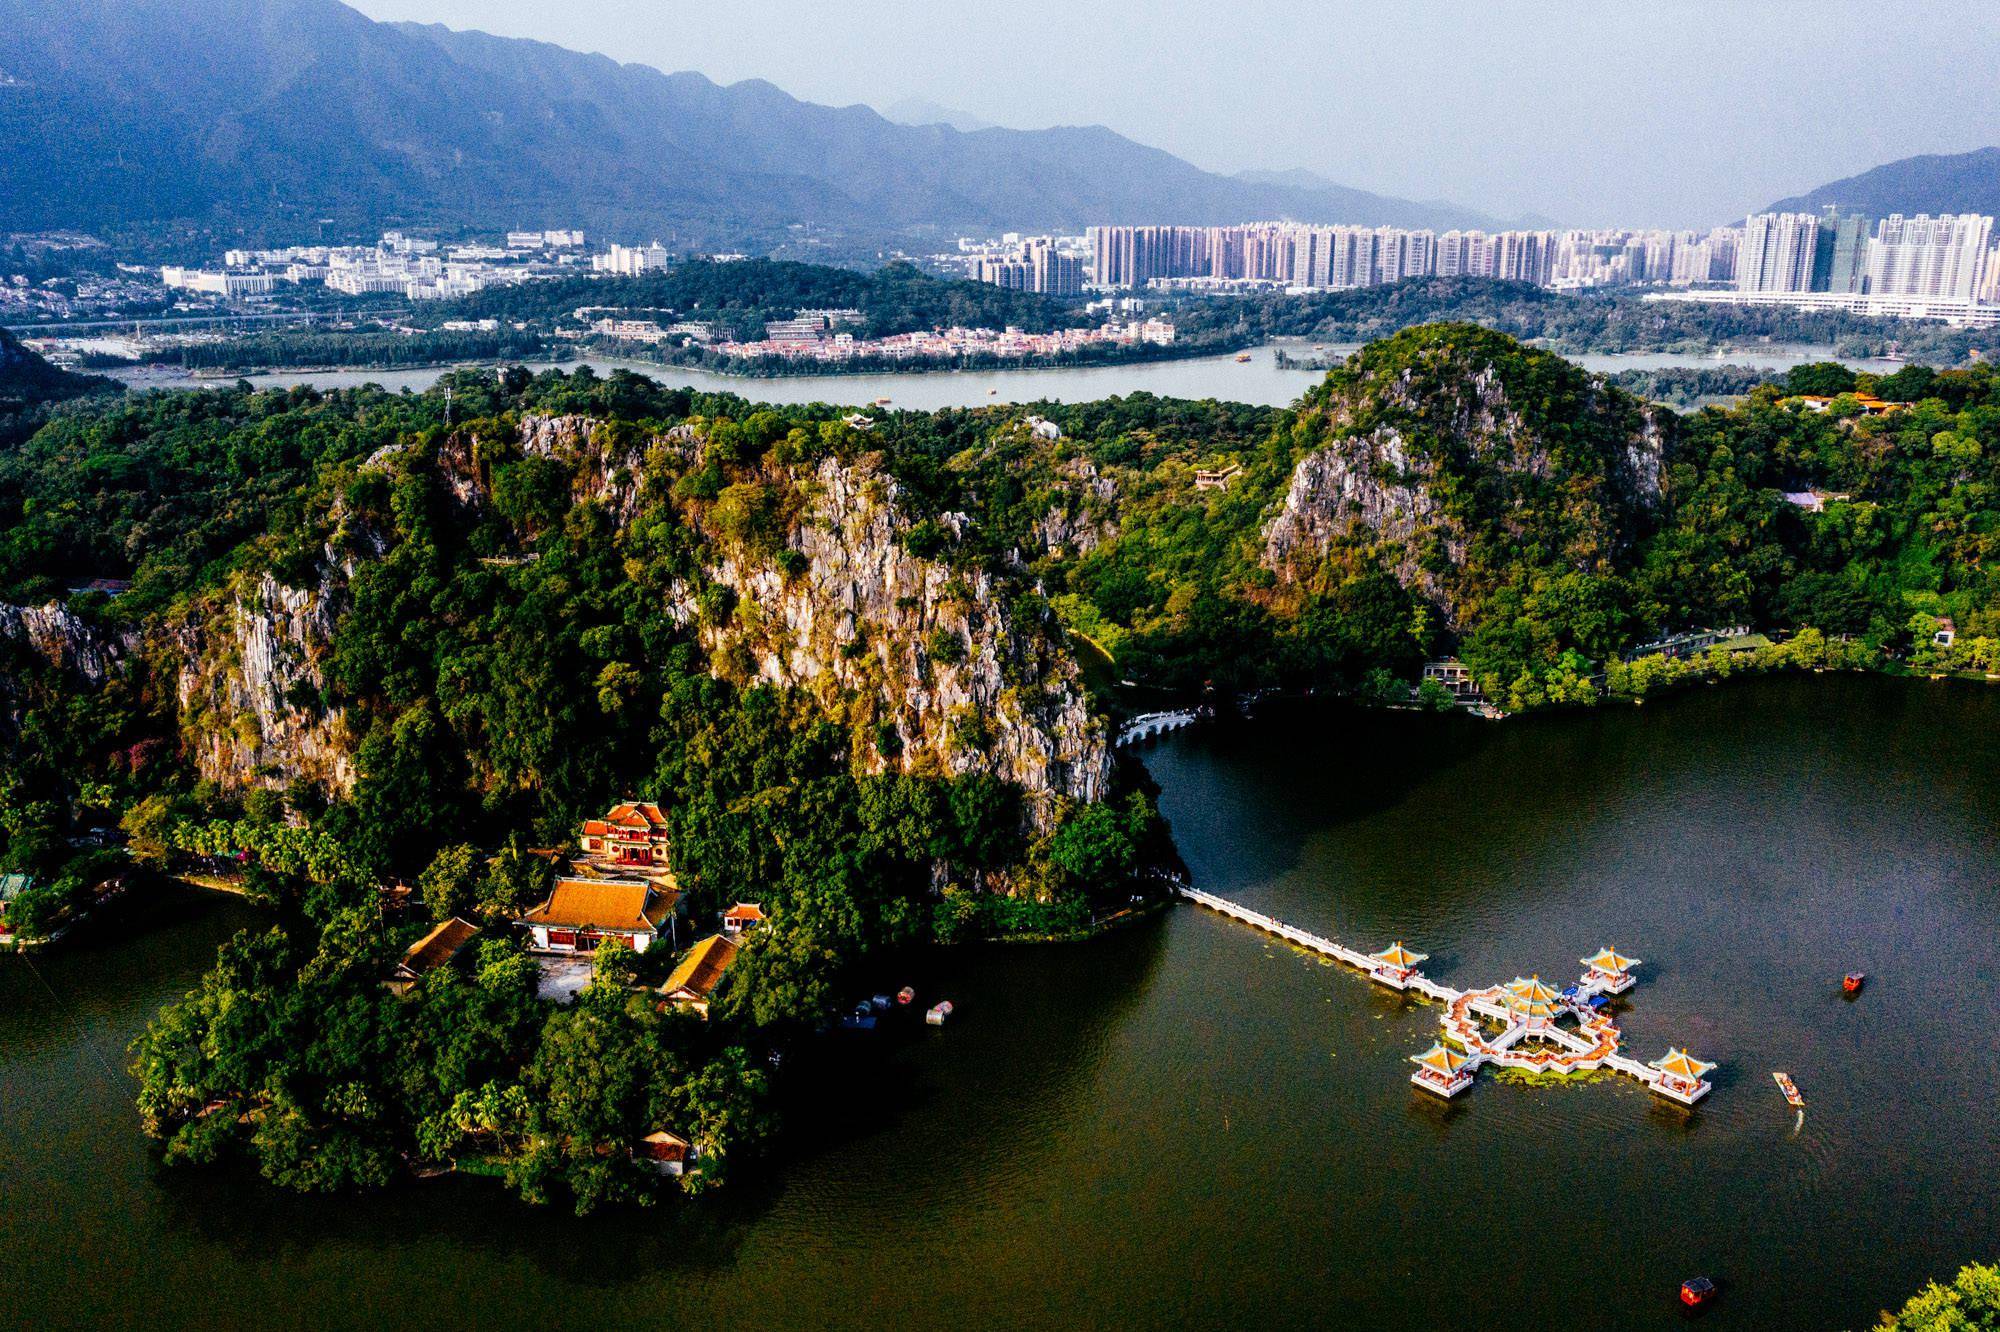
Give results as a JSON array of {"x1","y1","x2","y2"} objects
[{"x1": 3, "y1": 675, "x2": 1997, "y2": 1329}]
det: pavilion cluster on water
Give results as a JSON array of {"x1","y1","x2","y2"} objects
[{"x1": 1173, "y1": 888, "x2": 1717, "y2": 1108}]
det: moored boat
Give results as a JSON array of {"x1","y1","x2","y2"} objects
[
  {"x1": 926, "y1": 1000, "x2": 954, "y2": 1026},
  {"x1": 897, "y1": 985, "x2": 916, "y2": 1005}
]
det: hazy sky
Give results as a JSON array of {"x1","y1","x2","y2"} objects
[{"x1": 351, "y1": 0, "x2": 2000, "y2": 227}]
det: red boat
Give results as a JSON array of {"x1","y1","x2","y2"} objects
[
  {"x1": 1843, "y1": 973, "x2": 1865, "y2": 995},
  {"x1": 1681, "y1": 1276, "x2": 1717, "y2": 1306}
]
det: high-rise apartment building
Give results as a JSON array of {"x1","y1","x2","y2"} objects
[
  {"x1": 1811, "y1": 209, "x2": 1871, "y2": 293},
  {"x1": 1737, "y1": 213, "x2": 1821, "y2": 293},
  {"x1": 975, "y1": 238, "x2": 1085, "y2": 295},
  {"x1": 1866, "y1": 213, "x2": 1993, "y2": 300}
]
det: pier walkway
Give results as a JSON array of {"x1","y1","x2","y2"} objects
[{"x1": 1174, "y1": 885, "x2": 1712, "y2": 1106}]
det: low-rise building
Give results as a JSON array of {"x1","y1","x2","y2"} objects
[
  {"x1": 1627, "y1": 626, "x2": 1751, "y2": 661},
  {"x1": 721, "y1": 903, "x2": 766, "y2": 937},
  {"x1": 635, "y1": 1129, "x2": 694, "y2": 1175},
  {"x1": 1421, "y1": 658, "x2": 1481, "y2": 701},
  {"x1": 660, "y1": 933, "x2": 739, "y2": 1015},
  {"x1": 384, "y1": 917, "x2": 482, "y2": 997},
  {"x1": 516, "y1": 878, "x2": 677, "y2": 954},
  {"x1": 1194, "y1": 462, "x2": 1241, "y2": 491},
  {"x1": 0, "y1": 873, "x2": 31, "y2": 943}
]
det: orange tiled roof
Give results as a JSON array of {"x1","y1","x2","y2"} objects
[
  {"x1": 395, "y1": 917, "x2": 480, "y2": 978},
  {"x1": 662, "y1": 934, "x2": 739, "y2": 1001},
  {"x1": 518, "y1": 879, "x2": 672, "y2": 932},
  {"x1": 723, "y1": 903, "x2": 766, "y2": 922},
  {"x1": 603, "y1": 801, "x2": 668, "y2": 831}
]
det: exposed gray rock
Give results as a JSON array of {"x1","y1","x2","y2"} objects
[
  {"x1": 676, "y1": 453, "x2": 1111, "y2": 823},
  {"x1": 0, "y1": 601, "x2": 133, "y2": 685},
  {"x1": 1262, "y1": 360, "x2": 1667, "y2": 628},
  {"x1": 173, "y1": 568, "x2": 355, "y2": 796}
]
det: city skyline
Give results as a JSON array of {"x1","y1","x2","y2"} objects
[{"x1": 347, "y1": 0, "x2": 2000, "y2": 229}]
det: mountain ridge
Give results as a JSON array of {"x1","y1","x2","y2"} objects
[
  {"x1": 1763, "y1": 146, "x2": 2000, "y2": 218},
  {"x1": 0, "y1": 0, "x2": 1499, "y2": 243}
]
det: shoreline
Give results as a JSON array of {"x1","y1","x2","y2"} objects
[{"x1": 146, "y1": 338, "x2": 1253, "y2": 385}]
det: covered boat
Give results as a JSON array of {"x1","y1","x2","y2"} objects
[{"x1": 1680, "y1": 1276, "x2": 1716, "y2": 1306}]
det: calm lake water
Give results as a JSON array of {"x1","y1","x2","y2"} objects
[
  {"x1": 109, "y1": 342, "x2": 1908, "y2": 410},
  {"x1": 4, "y1": 674, "x2": 1996, "y2": 1330}
]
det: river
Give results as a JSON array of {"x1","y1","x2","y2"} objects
[
  {"x1": 4, "y1": 675, "x2": 1996, "y2": 1329},
  {"x1": 106, "y1": 342, "x2": 1909, "y2": 410}
]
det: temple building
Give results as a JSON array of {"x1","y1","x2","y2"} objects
[
  {"x1": 384, "y1": 917, "x2": 481, "y2": 997},
  {"x1": 515, "y1": 878, "x2": 677, "y2": 954},
  {"x1": 578, "y1": 801, "x2": 673, "y2": 870},
  {"x1": 660, "y1": 933, "x2": 739, "y2": 1016}
]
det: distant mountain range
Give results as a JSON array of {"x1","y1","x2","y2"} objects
[
  {"x1": 879, "y1": 98, "x2": 997, "y2": 135},
  {"x1": 0, "y1": 0, "x2": 1500, "y2": 245},
  {"x1": 1763, "y1": 147, "x2": 2000, "y2": 219},
  {"x1": 1234, "y1": 168, "x2": 1545, "y2": 230}
]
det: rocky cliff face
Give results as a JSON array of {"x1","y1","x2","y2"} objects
[
  {"x1": 445, "y1": 414, "x2": 1112, "y2": 814},
  {"x1": 12, "y1": 412, "x2": 1115, "y2": 816},
  {"x1": 172, "y1": 568, "x2": 355, "y2": 796},
  {"x1": 1029, "y1": 458, "x2": 1119, "y2": 560},
  {"x1": 679, "y1": 452, "x2": 1111, "y2": 818},
  {"x1": 0, "y1": 601, "x2": 133, "y2": 685},
  {"x1": 1263, "y1": 328, "x2": 1669, "y2": 628}
]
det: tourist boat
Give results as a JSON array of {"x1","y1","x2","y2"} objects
[
  {"x1": 840, "y1": 1004, "x2": 877, "y2": 1031},
  {"x1": 870, "y1": 993, "x2": 894, "y2": 1012},
  {"x1": 1773, "y1": 1071, "x2": 1805, "y2": 1108},
  {"x1": 897, "y1": 985, "x2": 916, "y2": 1005},
  {"x1": 1233, "y1": 351, "x2": 1252, "y2": 363},
  {"x1": 926, "y1": 1000, "x2": 954, "y2": 1026},
  {"x1": 1680, "y1": 1276, "x2": 1717, "y2": 1306},
  {"x1": 873, "y1": 397, "x2": 892, "y2": 406},
  {"x1": 1843, "y1": 972, "x2": 1865, "y2": 995}
]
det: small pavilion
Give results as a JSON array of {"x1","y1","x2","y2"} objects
[
  {"x1": 1502, "y1": 975, "x2": 1564, "y2": 1030},
  {"x1": 1367, "y1": 941, "x2": 1429, "y2": 989},
  {"x1": 1580, "y1": 947, "x2": 1641, "y2": 995},
  {"x1": 1409, "y1": 1042, "x2": 1475, "y2": 1097},
  {"x1": 1648, "y1": 1048, "x2": 1716, "y2": 1105}
]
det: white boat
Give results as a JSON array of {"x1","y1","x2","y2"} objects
[{"x1": 926, "y1": 1000, "x2": 954, "y2": 1026}]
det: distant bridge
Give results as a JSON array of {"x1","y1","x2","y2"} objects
[{"x1": 1115, "y1": 709, "x2": 1203, "y2": 747}]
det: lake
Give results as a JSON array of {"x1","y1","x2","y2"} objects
[
  {"x1": 108, "y1": 341, "x2": 1909, "y2": 411},
  {"x1": 4, "y1": 674, "x2": 1996, "y2": 1329}
]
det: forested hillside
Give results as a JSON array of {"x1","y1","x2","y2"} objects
[{"x1": 4, "y1": 325, "x2": 1998, "y2": 1209}]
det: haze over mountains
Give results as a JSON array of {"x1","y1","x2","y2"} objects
[
  {"x1": 0, "y1": 0, "x2": 1501, "y2": 243},
  {"x1": 1764, "y1": 147, "x2": 2000, "y2": 220}
]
